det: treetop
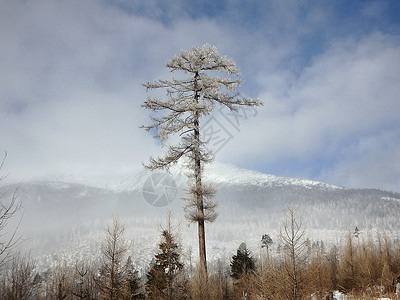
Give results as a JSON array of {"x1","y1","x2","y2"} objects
[{"x1": 166, "y1": 44, "x2": 240, "y2": 75}]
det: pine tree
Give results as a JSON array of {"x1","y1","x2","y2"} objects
[
  {"x1": 230, "y1": 242, "x2": 255, "y2": 280},
  {"x1": 261, "y1": 234, "x2": 273, "y2": 251},
  {"x1": 146, "y1": 213, "x2": 186, "y2": 300},
  {"x1": 354, "y1": 226, "x2": 360, "y2": 239},
  {"x1": 260, "y1": 234, "x2": 273, "y2": 268},
  {"x1": 142, "y1": 44, "x2": 263, "y2": 275},
  {"x1": 124, "y1": 256, "x2": 140, "y2": 299},
  {"x1": 230, "y1": 242, "x2": 255, "y2": 300}
]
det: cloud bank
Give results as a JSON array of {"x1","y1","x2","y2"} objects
[{"x1": 1, "y1": 0, "x2": 399, "y2": 192}]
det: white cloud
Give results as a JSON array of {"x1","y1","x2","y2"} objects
[
  {"x1": 0, "y1": 0, "x2": 240, "y2": 180},
  {"x1": 215, "y1": 33, "x2": 400, "y2": 191},
  {"x1": 0, "y1": 0, "x2": 163, "y2": 178},
  {"x1": 0, "y1": 0, "x2": 399, "y2": 193},
  {"x1": 320, "y1": 131, "x2": 400, "y2": 191}
]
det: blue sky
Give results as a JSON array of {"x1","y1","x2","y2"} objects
[{"x1": 1, "y1": 0, "x2": 399, "y2": 192}]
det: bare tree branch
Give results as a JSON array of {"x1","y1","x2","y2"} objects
[{"x1": 0, "y1": 151, "x2": 22, "y2": 268}]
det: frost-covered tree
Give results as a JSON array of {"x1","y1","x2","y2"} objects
[{"x1": 142, "y1": 44, "x2": 262, "y2": 274}]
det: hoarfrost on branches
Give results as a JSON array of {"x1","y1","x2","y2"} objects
[{"x1": 142, "y1": 44, "x2": 263, "y2": 274}]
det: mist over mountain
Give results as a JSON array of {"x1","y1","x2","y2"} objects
[{"x1": 3, "y1": 163, "x2": 400, "y2": 269}]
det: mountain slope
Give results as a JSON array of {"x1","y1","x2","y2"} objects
[{"x1": 2, "y1": 163, "x2": 400, "y2": 264}]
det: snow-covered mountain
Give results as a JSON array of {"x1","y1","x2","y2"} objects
[
  {"x1": 3, "y1": 163, "x2": 400, "y2": 269},
  {"x1": 204, "y1": 164, "x2": 341, "y2": 190},
  {"x1": 25, "y1": 163, "x2": 341, "y2": 192}
]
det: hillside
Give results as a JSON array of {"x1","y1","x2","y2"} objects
[{"x1": 3, "y1": 163, "x2": 400, "y2": 269}]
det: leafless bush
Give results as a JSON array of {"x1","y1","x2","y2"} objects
[{"x1": 0, "y1": 152, "x2": 22, "y2": 268}]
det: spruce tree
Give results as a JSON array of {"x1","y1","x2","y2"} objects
[
  {"x1": 146, "y1": 214, "x2": 186, "y2": 300},
  {"x1": 124, "y1": 256, "x2": 140, "y2": 299},
  {"x1": 230, "y1": 242, "x2": 255, "y2": 280}
]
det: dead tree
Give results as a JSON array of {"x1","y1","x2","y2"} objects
[{"x1": 279, "y1": 205, "x2": 308, "y2": 300}]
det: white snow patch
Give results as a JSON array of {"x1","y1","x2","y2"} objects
[
  {"x1": 204, "y1": 163, "x2": 342, "y2": 190},
  {"x1": 381, "y1": 196, "x2": 400, "y2": 203}
]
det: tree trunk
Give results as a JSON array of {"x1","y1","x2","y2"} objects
[
  {"x1": 194, "y1": 113, "x2": 207, "y2": 276},
  {"x1": 193, "y1": 71, "x2": 207, "y2": 276},
  {"x1": 291, "y1": 212, "x2": 298, "y2": 300},
  {"x1": 198, "y1": 214, "x2": 207, "y2": 275}
]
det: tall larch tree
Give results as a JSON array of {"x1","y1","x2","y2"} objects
[{"x1": 142, "y1": 44, "x2": 262, "y2": 275}]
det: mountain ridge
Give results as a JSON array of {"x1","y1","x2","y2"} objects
[
  {"x1": 17, "y1": 163, "x2": 344, "y2": 193},
  {"x1": 2, "y1": 163, "x2": 400, "y2": 268}
]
